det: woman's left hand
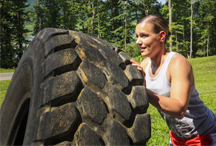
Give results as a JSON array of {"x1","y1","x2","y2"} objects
[
  {"x1": 130, "y1": 58, "x2": 143, "y2": 71},
  {"x1": 130, "y1": 58, "x2": 146, "y2": 86}
]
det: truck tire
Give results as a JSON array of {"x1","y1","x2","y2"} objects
[{"x1": 0, "y1": 28, "x2": 151, "y2": 145}]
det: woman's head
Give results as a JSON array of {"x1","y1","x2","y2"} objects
[
  {"x1": 137, "y1": 15, "x2": 171, "y2": 42},
  {"x1": 135, "y1": 15, "x2": 170, "y2": 57}
]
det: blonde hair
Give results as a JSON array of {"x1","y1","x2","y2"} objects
[{"x1": 138, "y1": 15, "x2": 171, "y2": 42}]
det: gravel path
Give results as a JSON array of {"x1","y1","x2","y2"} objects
[{"x1": 0, "y1": 73, "x2": 14, "y2": 81}]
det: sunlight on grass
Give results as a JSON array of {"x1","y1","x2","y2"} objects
[
  {"x1": 0, "y1": 80, "x2": 11, "y2": 107},
  {"x1": 147, "y1": 104, "x2": 170, "y2": 145},
  {"x1": 0, "y1": 68, "x2": 15, "y2": 73},
  {"x1": 189, "y1": 56, "x2": 216, "y2": 113}
]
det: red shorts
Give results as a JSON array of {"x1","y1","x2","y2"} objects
[{"x1": 170, "y1": 130, "x2": 216, "y2": 146}]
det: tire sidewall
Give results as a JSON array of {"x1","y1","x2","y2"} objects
[{"x1": 0, "y1": 38, "x2": 45, "y2": 145}]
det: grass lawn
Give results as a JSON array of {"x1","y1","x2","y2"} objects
[
  {"x1": 0, "y1": 68, "x2": 15, "y2": 73},
  {"x1": 0, "y1": 80, "x2": 11, "y2": 107},
  {"x1": 0, "y1": 56, "x2": 215, "y2": 145},
  {"x1": 189, "y1": 56, "x2": 216, "y2": 113}
]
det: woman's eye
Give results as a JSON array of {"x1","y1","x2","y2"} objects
[
  {"x1": 136, "y1": 34, "x2": 148, "y2": 38},
  {"x1": 141, "y1": 34, "x2": 147, "y2": 38}
]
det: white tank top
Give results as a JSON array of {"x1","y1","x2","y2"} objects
[{"x1": 145, "y1": 52, "x2": 216, "y2": 140}]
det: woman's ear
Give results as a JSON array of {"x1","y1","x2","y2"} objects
[{"x1": 159, "y1": 31, "x2": 166, "y2": 43}]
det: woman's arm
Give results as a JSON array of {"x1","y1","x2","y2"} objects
[
  {"x1": 148, "y1": 54, "x2": 193, "y2": 119},
  {"x1": 131, "y1": 54, "x2": 193, "y2": 119}
]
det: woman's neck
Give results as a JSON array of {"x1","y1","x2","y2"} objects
[{"x1": 150, "y1": 48, "x2": 169, "y2": 68}]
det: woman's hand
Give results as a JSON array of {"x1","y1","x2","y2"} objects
[
  {"x1": 130, "y1": 58, "x2": 143, "y2": 71},
  {"x1": 130, "y1": 58, "x2": 146, "y2": 86}
]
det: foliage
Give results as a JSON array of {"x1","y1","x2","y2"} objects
[
  {"x1": 195, "y1": 0, "x2": 216, "y2": 56},
  {"x1": 0, "y1": 0, "x2": 30, "y2": 68},
  {"x1": 1, "y1": 0, "x2": 216, "y2": 67},
  {"x1": 31, "y1": 0, "x2": 162, "y2": 57},
  {"x1": 196, "y1": 49, "x2": 206, "y2": 57}
]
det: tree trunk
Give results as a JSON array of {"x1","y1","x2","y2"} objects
[
  {"x1": 36, "y1": 0, "x2": 41, "y2": 31},
  {"x1": 175, "y1": 31, "x2": 178, "y2": 51},
  {"x1": 190, "y1": 0, "x2": 193, "y2": 58},
  {"x1": 111, "y1": 0, "x2": 114, "y2": 30},
  {"x1": 169, "y1": 0, "x2": 172, "y2": 51},
  {"x1": 207, "y1": 35, "x2": 209, "y2": 57},
  {"x1": 204, "y1": 38, "x2": 205, "y2": 57},
  {"x1": 97, "y1": 0, "x2": 100, "y2": 38},
  {"x1": 62, "y1": 0, "x2": 66, "y2": 28},
  {"x1": 88, "y1": 0, "x2": 91, "y2": 34},
  {"x1": 18, "y1": 12, "x2": 22, "y2": 54},
  {"x1": 183, "y1": 19, "x2": 185, "y2": 51},
  {"x1": 17, "y1": 1, "x2": 23, "y2": 59},
  {"x1": 124, "y1": 1, "x2": 127, "y2": 51},
  {"x1": 91, "y1": 0, "x2": 95, "y2": 36}
]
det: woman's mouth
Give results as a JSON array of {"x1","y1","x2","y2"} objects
[{"x1": 140, "y1": 47, "x2": 146, "y2": 52}]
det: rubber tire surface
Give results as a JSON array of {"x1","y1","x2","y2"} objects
[{"x1": 0, "y1": 28, "x2": 151, "y2": 145}]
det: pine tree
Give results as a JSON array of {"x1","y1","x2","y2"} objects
[
  {"x1": 197, "y1": 0, "x2": 216, "y2": 56},
  {"x1": 58, "y1": 0, "x2": 79, "y2": 30},
  {"x1": 0, "y1": 0, "x2": 15, "y2": 68},
  {"x1": 33, "y1": 0, "x2": 61, "y2": 34},
  {"x1": 0, "y1": 0, "x2": 30, "y2": 68},
  {"x1": 12, "y1": 0, "x2": 30, "y2": 62}
]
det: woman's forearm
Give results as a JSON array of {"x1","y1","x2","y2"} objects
[{"x1": 146, "y1": 89, "x2": 186, "y2": 119}]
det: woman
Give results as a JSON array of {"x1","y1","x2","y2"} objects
[{"x1": 130, "y1": 14, "x2": 216, "y2": 145}]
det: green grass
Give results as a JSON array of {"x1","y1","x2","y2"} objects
[
  {"x1": 147, "y1": 55, "x2": 216, "y2": 145},
  {"x1": 0, "y1": 56, "x2": 215, "y2": 145},
  {"x1": 189, "y1": 56, "x2": 216, "y2": 113},
  {"x1": 0, "y1": 68, "x2": 15, "y2": 73},
  {"x1": 0, "y1": 80, "x2": 11, "y2": 107}
]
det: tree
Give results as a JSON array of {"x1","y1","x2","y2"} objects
[
  {"x1": 196, "y1": 0, "x2": 216, "y2": 56},
  {"x1": 33, "y1": 0, "x2": 42, "y2": 33},
  {"x1": 169, "y1": 0, "x2": 172, "y2": 51},
  {"x1": 91, "y1": 0, "x2": 95, "y2": 36},
  {"x1": 12, "y1": 0, "x2": 30, "y2": 62},
  {"x1": 97, "y1": 0, "x2": 100, "y2": 38},
  {"x1": 58, "y1": 0, "x2": 79, "y2": 30},
  {"x1": 124, "y1": 0, "x2": 128, "y2": 51},
  {"x1": 0, "y1": 0, "x2": 29, "y2": 68},
  {"x1": 33, "y1": 0, "x2": 61, "y2": 35},
  {"x1": 190, "y1": 0, "x2": 193, "y2": 58},
  {"x1": 162, "y1": 0, "x2": 192, "y2": 57},
  {"x1": 104, "y1": 0, "x2": 125, "y2": 48},
  {"x1": 0, "y1": 0, "x2": 15, "y2": 68}
]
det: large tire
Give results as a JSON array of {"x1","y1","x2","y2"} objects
[{"x1": 0, "y1": 28, "x2": 151, "y2": 145}]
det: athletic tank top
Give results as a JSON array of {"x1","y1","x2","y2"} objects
[{"x1": 145, "y1": 52, "x2": 216, "y2": 140}]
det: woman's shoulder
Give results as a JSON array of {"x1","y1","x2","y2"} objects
[
  {"x1": 170, "y1": 53, "x2": 190, "y2": 66},
  {"x1": 169, "y1": 52, "x2": 192, "y2": 77}
]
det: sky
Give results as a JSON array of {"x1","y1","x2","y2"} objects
[{"x1": 157, "y1": 0, "x2": 166, "y2": 5}]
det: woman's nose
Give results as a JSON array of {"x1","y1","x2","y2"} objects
[{"x1": 136, "y1": 37, "x2": 141, "y2": 45}]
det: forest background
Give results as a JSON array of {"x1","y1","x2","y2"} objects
[{"x1": 1, "y1": 0, "x2": 216, "y2": 68}]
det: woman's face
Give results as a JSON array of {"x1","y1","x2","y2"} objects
[{"x1": 135, "y1": 22, "x2": 162, "y2": 57}]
